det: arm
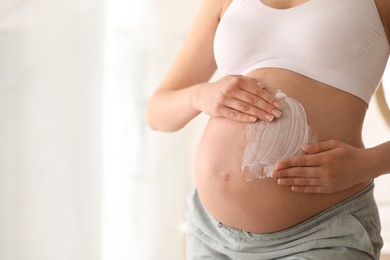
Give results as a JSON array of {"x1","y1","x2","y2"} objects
[
  {"x1": 146, "y1": 0, "x2": 282, "y2": 132},
  {"x1": 146, "y1": 0, "x2": 219, "y2": 132}
]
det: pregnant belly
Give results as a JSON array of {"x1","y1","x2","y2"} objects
[{"x1": 194, "y1": 69, "x2": 370, "y2": 233}]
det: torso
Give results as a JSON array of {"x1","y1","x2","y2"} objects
[
  {"x1": 196, "y1": 68, "x2": 370, "y2": 233},
  {"x1": 194, "y1": 0, "x2": 390, "y2": 233}
]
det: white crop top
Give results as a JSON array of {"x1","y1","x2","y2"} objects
[{"x1": 214, "y1": 0, "x2": 390, "y2": 104}]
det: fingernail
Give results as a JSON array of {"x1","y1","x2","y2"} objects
[
  {"x1": 272, "y1": 109, "x2": 281, "y2": 118},
  {"x1": 249, "y1": 116, "x2": 257, "y2": 122},
  {"x1": 301, "y1": 144, "x2": 310, "y2": 152},
  {"x1": 265, "y1": 114, "x2": 274, "y2": 121},
  {"x1": 274, "y1": 163, "x2": 281, "y2": 170},
  {"x1": 273, "y1": 101, "x2": 283, "y2": 109}
]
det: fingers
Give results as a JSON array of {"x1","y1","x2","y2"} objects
[
  {"x1": 277, "y1": 175, "x2": 322, "y2": 186},
  {"x1": 291, "y1": 186, "x2": 326, "y2": 193},
  {"x1": 224, "y1": 96, "x2": 279, "y2": 122},
  {"x1": 239, "y1": 77, "x2": 283, "y2": 110},
  {"x1": 272, "y1": 163, "x2": 320, "y2": 178},
  {"x1": 218, "y1": 106, "x2": 258, "y2": 123},
  {"x1": 220, "y1": 75, "x2": 282, "y2": 121},
  {"x1": 273, "y1": 154, "x2": 319, "y2": 173},
  {"x1": 274, "y1": 172, "x2": 330, "y2": 194},
  {"x1": 302, "y1": 139, "x2": 341, "y2": 154},
  {"x1": 240, "y1": 89, "x2": 282, "y2": 119}
]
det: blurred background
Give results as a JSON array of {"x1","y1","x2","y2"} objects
[{"x1": 0, "y1": 0, "x2": 389, "y2": 259}]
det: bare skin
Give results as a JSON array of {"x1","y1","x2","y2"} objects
[
  {"x1": 146, "y1": 0, "x2": 390, "y2": 233},
  {"x1": 196, "y1": 68, "x2": 372, "y2": 233}
]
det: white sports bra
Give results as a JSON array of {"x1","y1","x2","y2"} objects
[{"x1": 213, "y1": 0, "x2": 390, "y2": 104}]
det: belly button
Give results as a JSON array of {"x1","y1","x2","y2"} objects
[{"x1": 222, "y1": 173, "x2": 231, "y2": 182}]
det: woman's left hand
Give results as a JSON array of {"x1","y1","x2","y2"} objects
[{"x1": 271, "y1": 139, "x2": 375, "y2": 193}]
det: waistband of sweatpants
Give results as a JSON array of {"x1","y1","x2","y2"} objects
[{"x1": 188, "y1": 181, "x2": 375, "y2": 242}]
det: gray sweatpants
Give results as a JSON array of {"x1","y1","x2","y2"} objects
[{"x1": 186, "y1": 182, "x2": 382, "y2": 260}]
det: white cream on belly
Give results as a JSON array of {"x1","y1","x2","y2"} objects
[{"x1": 241, "y1": 91, "x2": 314, "y2": 180}]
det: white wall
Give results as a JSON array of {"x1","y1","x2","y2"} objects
[
  {"x1": 0, "y1": 1, "x2": 104, "y2": 259},
  {"x1": 101, "y1": 0, "x2": 201, "y2": 259},
  {"x1": 0, "y1": 0, "x2": 203, "y2": 259},
  {"x1": 365, "y1": 82, "x2": 390, "y2": 253}
]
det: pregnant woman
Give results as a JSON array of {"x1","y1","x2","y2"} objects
[{"x1": 146, "y1": 0, "x2": 390, "y2": 259}]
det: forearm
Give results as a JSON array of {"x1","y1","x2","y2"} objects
[
  {"x1": 367, "y1": 140, "x2": 390, "y2": 178},
  {"x1": 146, "y1": 84, "x2": 203, "y2": 132}
]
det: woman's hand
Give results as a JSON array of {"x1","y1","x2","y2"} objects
[
  {"x1": 271, "y1": 140, "x2": 376, "y2": 193},
  {"x1": 191, "y1": 75, "x2": 282, "y2": 122}
]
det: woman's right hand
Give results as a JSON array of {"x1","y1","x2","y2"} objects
[{"x1": 191, "y1": 75, "x2": 283, "y2": 123}]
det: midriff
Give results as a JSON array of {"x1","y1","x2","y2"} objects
[{"x1": 195, "y1": 68, "x2": 372, "y2": 233}]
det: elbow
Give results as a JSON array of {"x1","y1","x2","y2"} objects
[
  {"x1": 145, "y1": 107, "x2": 184, "y2": 133},
  {"x1": 145, "y1": 108, "x2": 160, "y2": 131},
  {"x1": 148, "y1": 124, "x2": 184, "y2": 133},
  {"x1": 146, "y1": 120, "x2": 184, "y2": 133}
]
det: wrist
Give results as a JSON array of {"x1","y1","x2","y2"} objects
[
  {"x1": 189, "y1": 82, "x2": 206, "y2": 112},
  {"x1": 365, "y1": 142, "x2": 390, "y2": 179},
  {"x1": 365, "y1": 147, "x2": 381, "y2": 179}
]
